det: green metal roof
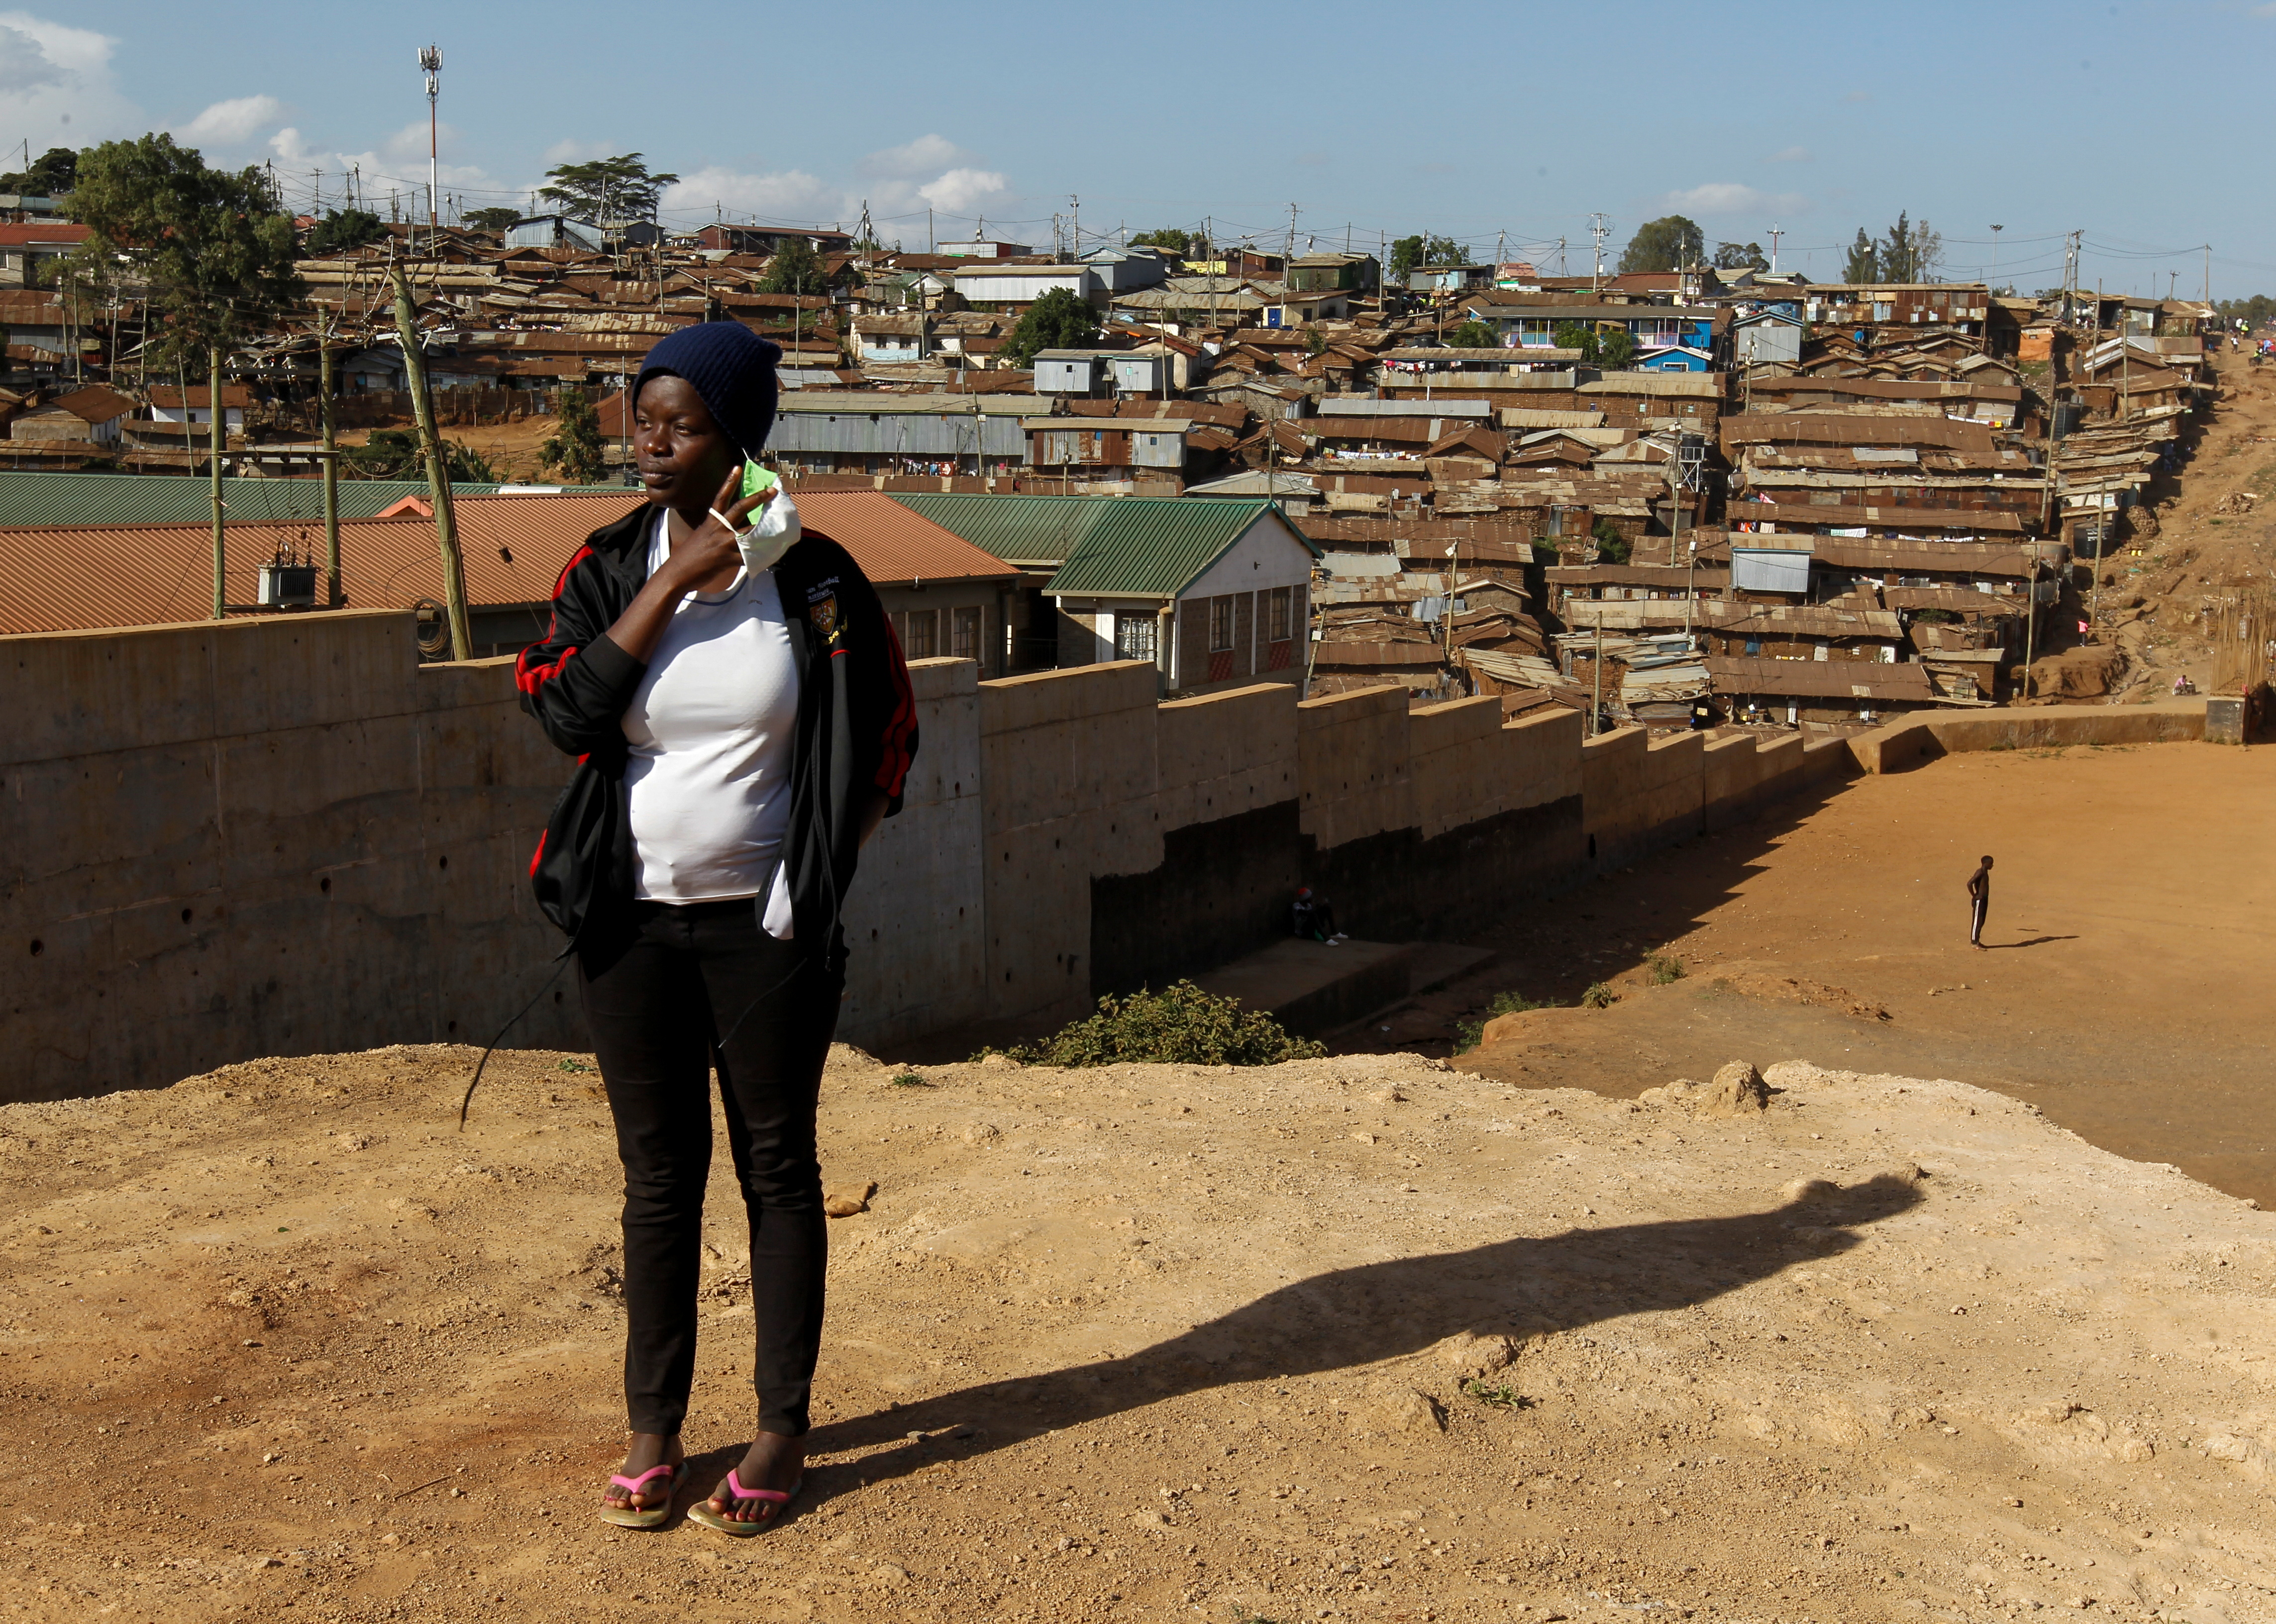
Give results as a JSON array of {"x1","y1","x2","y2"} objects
[
  {"x1": 891, "y1": 495, "x2": 1320, "y2": 595},
  {"x1": 0, "y1": 471, "x2": 512, "y2": 528}
]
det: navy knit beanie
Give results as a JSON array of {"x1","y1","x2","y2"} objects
[{"x1": 632, "y1": 322, "x2": 784, "y2": 461}]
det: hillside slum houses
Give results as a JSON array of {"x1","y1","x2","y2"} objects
[{"x1": 0, "y1": 204, "x2": 2226, "y2": 731}]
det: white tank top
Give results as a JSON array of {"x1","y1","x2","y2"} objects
[{"x1": 620, "y1": 511, "x2": 799, "y2": 935}]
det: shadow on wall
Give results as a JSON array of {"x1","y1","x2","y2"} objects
[{"x1": 751, "y1": 1173, "x2": 1924, "y2": 1500}]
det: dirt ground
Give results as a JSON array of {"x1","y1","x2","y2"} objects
[
  {"x1": 8, "y1": 1036, "x2": 2276, "y2": 1624},
  {"x1": 2084, "y1": 346, "x2": 2276, "y2": 699},
  {"x1": 1365, "y1": 738, "x2": 2276, "y2": 1209}
]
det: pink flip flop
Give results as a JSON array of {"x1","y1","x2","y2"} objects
[
  {"x1": 686, "y1": 1469, "x2": 804, "y2": 1537},
  {"x1": 598, "y1": 1459, "x2": 687, "y2": 1529}
]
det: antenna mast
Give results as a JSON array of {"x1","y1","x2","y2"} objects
[{"x1": 417, "y1": 44, "x2": 443, "y2": 251}]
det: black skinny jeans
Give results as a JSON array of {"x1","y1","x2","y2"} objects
[{"x1": 577, "y1": 899, "x2": 842, "y2": 1439}]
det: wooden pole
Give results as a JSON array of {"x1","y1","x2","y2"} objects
[
  {"x1": 209, "y1": 347, "x2": 226, "y2": 620},
  {"x1": 320, "y1": 330, "x2": 341, "y2": 608},
  {"x1": 391, "y1": 262, "x2": 473, "y2": 660}
]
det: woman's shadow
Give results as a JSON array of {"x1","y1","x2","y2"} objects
[{"x1": 799, "y1": 1172, "x2": 1923, "y2": 1490}]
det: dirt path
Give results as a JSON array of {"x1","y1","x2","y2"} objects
[
  {"x1": 1366, "y1": 740, "x2": 2276, "y2": 1205},
  {"x1": 7, "y1": 1041, "x2": 2276, "y2": 1623}
]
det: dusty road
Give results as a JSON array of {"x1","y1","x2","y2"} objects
[
  {"x1": 6, "y1": 1040, "x2": 2276, "y2": 1623},
  {"x1": 1368, "y1": 739, "x2": 2276, "y2": 1207}
]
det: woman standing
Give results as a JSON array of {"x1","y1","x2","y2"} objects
[{"x1": 516, "y1": 323, "x2": 917, "y2": 1533}]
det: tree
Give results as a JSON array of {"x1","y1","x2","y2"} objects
[
  {"x1": 1389, "y1": 233, "x2": 1465, "y2": 279},
  {"x1": 69, "y1": 133, "x2": 303, "y2": 372},
  {"x1": 1446, "y1": 316, "x2": 1500, "y2": 349},
  {"x1": 462, "y1": 206, "x2": 522, "y2": 234},
  {"x1": 349, "y1": 427, "x2": 497, "y2": 483},
  {"x1": 2217, "y1": 295, "x2": 2276, "y2": 329},
  {"x1": 1618, "y1": 215, "x2": 1704, "y2": 274},
  {"x1": 537, "y1": 153, "x2": 678, "y2": 227},
  {"x1": 1594, "y1": 327, "x2": 1636, "y2": 369},
  {"x1": 304, "y1": 208, "x2": 385, "y2": 255},
  {"x1": 1591, "y1": 517, "x2": 1631, "y2": 564},
  {"x1": 1006, "y1": 287, "x2": 1100, "y2": 367},
  {"x1": 540, "y1": 386, "x2": 609, "y2": 485},
  {"x1": 1713, "y1": 241, "x2": 1767, "y2": 271},
  {"x1": 0, "y1": 145, "x2": 77, "y2": 197},
  {"x1": 1131, "y1": 226, "x2": 1199, "y2": 257},
  {"x1": 1842, "y1": 228, "x2": 1879, "y2": 284},
  {"x1": 1553, "y1": 320, "x2": 1600, "y2": 362},
  {"x1": 759, "y1": 236, "x2": 835, "y2": 298},
  {"x1": 1876, "y1": 212, "x2": 1941, "y2": 283}
]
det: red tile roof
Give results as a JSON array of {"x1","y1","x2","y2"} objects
[
  {"x1": 0, "y1": 223, "x2": 89, "y2": 247},
  {"x1": 0, "y1": 488, "x2": 1014, "y2": 636}
]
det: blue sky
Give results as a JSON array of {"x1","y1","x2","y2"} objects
[{"x1": 4, "y1": 0, "x2": 2273, "y2": 297}]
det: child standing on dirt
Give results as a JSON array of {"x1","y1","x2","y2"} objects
[{"x1": 1967, "y1": 855, "x2": 1993, "y2": 950}]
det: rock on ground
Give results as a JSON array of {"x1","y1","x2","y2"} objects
[{"x1": 2, "y1": 1041, "x2": 2274, "y2": 1622}]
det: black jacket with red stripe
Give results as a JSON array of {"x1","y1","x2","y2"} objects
[{"x1": 515, "y1": 502, "x2": 917, "y2": 974}]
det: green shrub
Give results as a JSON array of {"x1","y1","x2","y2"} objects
[
  {"x1": 1461, "y1": 1377, "x2": 1532, "y2": 1411},
  {"x1": 1580, "y1": 982, "x2": 1616, "y2": 1009},
  {"x1": 1646, "y1": 952, "x2": 1686, "y2": 986},
  {"x1": 1006, "y1": 981, "x2": 1326, "y2": 1068},
  {"x1": 1454, "y1": 991, "x2": 1550, "y2": 1053},
  {"x1": 889, "y1": 1071, "x2": 930, "y2": 1088}
]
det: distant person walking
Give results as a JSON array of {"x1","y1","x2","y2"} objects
[
  {"x1": 1966, "y1": 855, "x2": 1994, "y2": 950},
  {"x1": 517, "y1": 322, "x2": 918, "y2": 1535}
]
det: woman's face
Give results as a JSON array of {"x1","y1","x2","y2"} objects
[{"x1": 632, "y1": 374, "x2": 738, "y2": 513}]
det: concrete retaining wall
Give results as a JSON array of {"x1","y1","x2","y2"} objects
[
  {"x1": 1848, "y1": 701, "x2": 2206, "y2": 774},
  {"x1": 12, "y1": 609, "x2": 2124, "y2": 1101}
]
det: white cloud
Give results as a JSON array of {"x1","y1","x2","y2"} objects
[
  {"x1": 1769, "y1": 145, "x2": 1811, "y2": 163},
  {"x1": 542, "y1": 136, "x2": 614, "y2": 165},
  {"x1": 917, "y1": 166, "x2": 1007, "y2": 215},
  {"x1": 0, "y1": 20, "x2": 63, "y2": 92},
  {"x1": 862, "y1": 133, "x2": 976, "y2": 177},
  {"x1": 178, "y1": 94, "x2": 285, "y2": 145},
  {"x1": 1658, "y1": 182, "x2": 1808, "y2": 217},
  {"x1": 662, "y1": 164, "x2": 841, "y2": 224},
  {"x1": 0, "y1": 11, "x2": 139, "y2": 150}
]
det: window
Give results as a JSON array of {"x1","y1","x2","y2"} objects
[
  {"x1": 1114, "y1": 612, "x2": 1156, "y2": 662},
  {"x1": 904, "y1": 608, "x2": 938, "y2": 659},
  {"x1": 1208, "y1": 595, "x2": 1235, "y2": 652},
  {"x1": 1267, "y1": 586, "x2": 1292, "y2": 643},
  {"x1": 952, "y1": 605, "x2": 981, "y2": 660}
]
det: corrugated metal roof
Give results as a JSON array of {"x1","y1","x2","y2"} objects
[
  {"x1": 894, "y1": 493, "x2": 1323, "y2": 593},
  {"x1": 0, "y1": 489, "x2": 1017, "y2": 637},
  {"x1": 1045, "y1": 500, "x2": 1317, "y2": 599},
  {"x1": 0, "y1": 471, "x2": 514, "y2": 527},
  {"x1": 889, "y1": 493, "x2": 1108, "y2": 565}
]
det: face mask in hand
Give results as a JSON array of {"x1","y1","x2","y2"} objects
[{"x1": 732, "y1": 462, "x2": 801, "y2": 575}]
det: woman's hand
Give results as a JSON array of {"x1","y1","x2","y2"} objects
[
  {"x1": 648, "y1": 466, "x2": 775, "y2": 596},
  {"x1": 604, "y1": 468, "x2": 778, "y2": 664}
]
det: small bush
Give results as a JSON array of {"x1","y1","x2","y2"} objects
[
  {"x1": 1454, "y1": 991, "x2": 1550, "y2": 1053},
  {"x1": 890, "y1": 1071, "x2": 930, "y2": 1088},
  {"x1": 1646, "y1": 952, "x2": 1686, "y2": 986},
  {"x1": 1580, "y1": 981, "x2": 1617, "y2": 1009},
  {"x1": 556, "y1": 1058, "x2": 595, "y2": 1073},
  {"x1": 1461, "y1": 1377, "x2": 1532, "y2": 1411},
  {"x1": 1006, "y1": 981, "x2": 1326, "y2": 1068}
]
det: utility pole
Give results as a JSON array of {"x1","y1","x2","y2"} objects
[
  {"x1": 209, "y1": 346, "x2": 227, "y2": 620},
  {"x1": 1591, "y1": 621, "x2": 1604, "y2": 736},
  {"x1": 320, "y1": 317, "x2": 341, "y2": 607},
  {"x1": 1989, "y1": 223, "x2": 2003, "y2": 292},
  {"x1": 1590, "y1": 213, "x2": 1610, "y2": 291},
  {"x1": 1767, "y1": 224, "x2": 1782, "y2": 274},
  {"x1": 391, "y1": 260, "x2": 472, "y2": 660},
  {"x1": 1069, "y1": 194, "x2": 1080, "y2": 259},
  {"x1": 418, "y1": 45, "x2": 443, "y2": 252}
]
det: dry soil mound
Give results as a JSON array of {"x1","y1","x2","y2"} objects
[{"x1": 5, "y1": 1043, "x2": 2275, "y2": 1623}]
